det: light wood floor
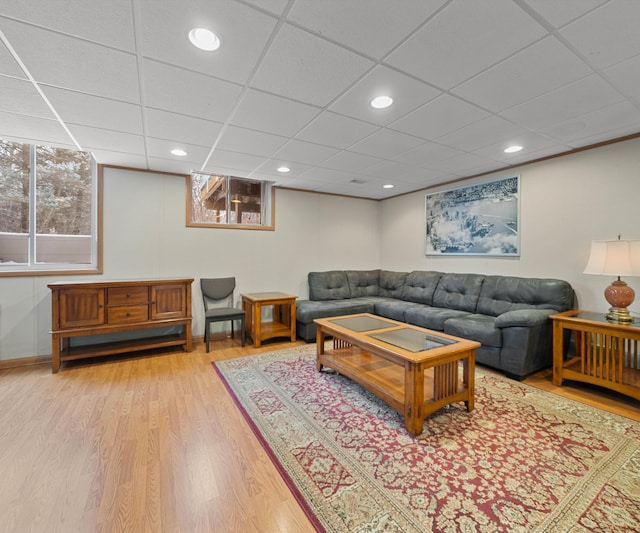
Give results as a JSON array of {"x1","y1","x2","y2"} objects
[{"x1": 1, "y1": 336, "x2": 639, "y2": 533}]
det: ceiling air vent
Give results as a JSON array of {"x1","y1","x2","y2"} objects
[{"x1": 349, "y1": 178, "x2": 367, "y2": 185}]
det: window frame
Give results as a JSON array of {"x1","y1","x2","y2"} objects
[
  {"x1": 0, "y1": 143, "x2": 103, "y2": 277},
  {"x1": 186, "y1": 173, "x2": 276, "y2": 231}
]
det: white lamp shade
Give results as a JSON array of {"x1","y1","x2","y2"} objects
[{"x1": 584, "y1": 239, "x2": 640, "y2": 276}]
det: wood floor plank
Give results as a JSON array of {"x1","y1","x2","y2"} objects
[{"x1": 1, "y1": 336, "x2": 639, "y2": 532}]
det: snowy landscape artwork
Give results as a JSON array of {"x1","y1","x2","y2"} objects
[{"x1": 425, "y1": 176, "x2": 520, "y2": 256}]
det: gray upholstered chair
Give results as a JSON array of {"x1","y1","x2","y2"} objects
[{"x1": 201, "y1": 277, "x2": 245, "y2": 352}]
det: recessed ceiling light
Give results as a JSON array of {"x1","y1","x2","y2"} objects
[
  {"x1": 277, "y1": 166, "x2": 290, "y2": 173},
  {"x1": 504, "y1": 145, "x2": 523, "y2": 153},
  {"x1": 188, "y1": 28, "x2": 221, "y2": 51},
  {"x1": 370, "y1": 95, "x2": 393, "y2": 109},
  {"x1": 383, "y1": 184, "x2": 394, "y2": 189},
  {"x1": 170, "y1": 148, "x2": 188, "y2": 156}
]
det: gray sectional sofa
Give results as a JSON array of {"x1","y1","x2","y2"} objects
[{"x1": 296, "y1": 270, "x2": 574, "y2": 380}]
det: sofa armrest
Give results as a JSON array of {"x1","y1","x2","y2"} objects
[{"x1": 494, "y1": 308, "x2": 556, "y2": 328}]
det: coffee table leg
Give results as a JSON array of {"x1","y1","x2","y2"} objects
[
  {"x1": 316, "y1": 327, "x2": 325, "y2": 371},
  {"x1": 405, "y1": 362, "x2": 425, "y2": 436}
]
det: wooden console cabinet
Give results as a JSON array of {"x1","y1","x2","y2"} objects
[{"x1": 49, "y1": 279, "x2": 193, "y2": 373}]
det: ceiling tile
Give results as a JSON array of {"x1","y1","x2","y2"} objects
[
  {"x1": 321, "y1": 151, "x2": 384, "y2": 173},
  {"x1": 145, "y1": 108, "x2": 222, "y2": 147},
  {"x1": 230, "y1": 88, "x2": 320, "y2": 137},
  {"x1": 203, "y1": 148, "x2": 265, "y2": 173},
  {"x1": 0, "y1": 110, "x2": 73, "y2": 146},
  {"x1": 145, "y1": 137, "x2": 210, "y2": 165},
  {"x1": 546, "y1": 101, "x2": 640, "y2": 145},
  {"x1": 386, "y1": 0, "x2": 547, "y2": 89},
  {"x1": 250, "y1": 24, "x2": 374, "y2": 107},
  {"x1": 242, "y1": 0, "x2": 290, "y2": 16},
  {"x1": 392, "y1": 142, "x2": 465, "y2": 167},
  {"x1": 43, "y1": 86, "x2": 144, "y2": 134},
  {"x1": 146, "y1": 156, "x2": 193, "y2": 175},
  {"x1": 390, "y1": 94, "x2": 489, "y2": 140},
  {"x1": 67, "y1": 124, "x2": 145, "y2": 154},
  {"x1": 435, "y1": 116, "x2": 532, "y2": 152},
  {"x1": 272, "y1": 139, "x2": 339, "y2": 166},
  {"x1": 1, "y1": 19, "x2": 140, "y2": 103},
  {"x1": 287, "y1": 0, "x2": 445, "y2": 59},
  {"x1": 501, "y1": 75, "x2": 625, "y2": 132},
  {"x1": 93, "y1": 150, "x2": 148, "y2": 169},
  {"x1": 0, "y1": 1, "x2": 135, "y2": 51},
  {"x1": 452, "y1": 36, "x2": 592, "y2": 112},
  {"x1": 252, "y1": 160, "x2": 314, "y2": 179},
  {"x1": 560, "y1": 1, "x2": 640, "y2": 69},
  {"x1": 0, "y1": 40, "x2": 25, "y2": 78},
  {"x1": 142, "y1": 59, "x2": 242, "y2": 122},
  {"x1": 216, "y1": 125, "x2": 288, "y2": 157},
  {"x1": 328, "y1": 65, "x2": 441, "y2": 126},
  {"x1": 349, "y1": 128, "x2": 424, "y2": 159},
  {"x1": 520, "y1": 0, "x2": 608, "y2": 27},
  {"x1": 138, "y1": 0, "x2": 277, "y2": 85},
  {"x1": 603, "y1": 55, "x2": 640, "y2": 103},
  {"x1": 295, "y1": 111, "x2": 378, "y2": 149},
  {"x1": 0, "y1": 76, "x2": 54, "y2": 118}
]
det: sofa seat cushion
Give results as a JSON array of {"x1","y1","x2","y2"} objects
[
  {"x1": 373, "y1": 298, "x2": 414, "y2": 322},
  {"x1": 296, "y1": 298, "x2": 375, "y2": 323},
  {"x1": 444, "y1": 314, "x2": 502, "y2": 348},
  {"x1": 404, "y1": 306, "x2": 470, "y2": 331}
]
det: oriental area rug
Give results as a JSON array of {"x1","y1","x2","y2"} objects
[{"x1": 213, "y1": 345, "x2": 640, "y2": 532}]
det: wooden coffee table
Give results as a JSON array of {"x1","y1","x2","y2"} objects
[
  {"x1": 315, "y1": 314, "x2": 480, "y2": 436},
  {"x1": 241, "y1": 292, "x2": 297, "y2": 348}
]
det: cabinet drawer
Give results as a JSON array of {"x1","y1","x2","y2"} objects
[
  {"x1": 107, "y1": 305, "x2": 149, "y2": 324},
  {"x1": 108, "y1": 287, "x2": 148, "y2": 305}
]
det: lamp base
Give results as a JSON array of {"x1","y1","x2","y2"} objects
[
  {"x1": 606, "y1": 307, "x2": 634, "y2": 324},
  {"x1": 604, "y1": 279, "x2": 635, "y2": 324}
]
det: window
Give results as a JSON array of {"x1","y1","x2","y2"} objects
[
  {"x1": 187, "y1": 172, "x2": 274, "y2": 230},
  {"x1": 0, "y1": 138, "x2": 100, "y2": 276}
]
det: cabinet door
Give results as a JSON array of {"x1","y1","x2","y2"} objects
[
  {"x1": 151, "y1": 284, "x2": 186, "y2": 319},
  {"x1": 59, "y1": 288, "x2": 105, "y2": 329}
]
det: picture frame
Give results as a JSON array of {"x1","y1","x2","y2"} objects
[{"x1": 425, "y1": 175, "x2": 520, "y2": 256}]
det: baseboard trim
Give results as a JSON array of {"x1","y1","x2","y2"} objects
[{"x1": 0, "y1": 355, "x2": 50, "y2": 370}]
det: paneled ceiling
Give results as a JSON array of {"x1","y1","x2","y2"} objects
[{"x1": 1, "y1": 0, "x2": 639, "y2": 200}]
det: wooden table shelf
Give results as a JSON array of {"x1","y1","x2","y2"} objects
[{"x1": 551, "y1": 309, "x2": 640, "y2": 401}]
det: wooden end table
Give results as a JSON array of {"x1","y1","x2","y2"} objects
[
  {"x1": 550, "y1": 309, "x2": 640, "y2": 401},
  {"x1": 241, "y1": 292, "x2": 297, "y2": 348}
]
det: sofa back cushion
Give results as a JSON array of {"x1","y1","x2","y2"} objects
[
  {"x1": 379, "y1": 270, "x2": 409, "y2": 298},
  {"x1": 346, "y1": 270, "x2": 380, "y2": 297},
  {"x1": 400, "y1": 270, "x2": 443, "y2": 305},
  {"x1": 477, "y1": 275, "x2": 574, "y2": 316},
  {"x1": 308, "y1": 270, "x2": 350, "y2": 300},
  {"x1": 433, "y1": 273, "x2": 484, "y2": 312}
]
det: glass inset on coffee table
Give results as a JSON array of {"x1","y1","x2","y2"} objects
[{"x1": 314, "y1": 313, "x2": 480, "y2": 436}]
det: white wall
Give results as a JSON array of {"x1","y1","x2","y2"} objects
[
  {"x1": 1, "y1": 137, "x2": 638, "y2": 362},
  {"x1": 379, "y1": 136, "x2": 640, "y2": 315},
  {"x1": 0, "y1": 168, "x2": 380, "y2": 361}
]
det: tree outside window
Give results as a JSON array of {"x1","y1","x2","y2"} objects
[{"x1": 0, "y1": 139, "x2": 98, "y2": 274}]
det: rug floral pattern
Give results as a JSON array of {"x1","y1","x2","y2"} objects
[{"x1": 214, "y1": 346, "x2": 640, "y2": 532}]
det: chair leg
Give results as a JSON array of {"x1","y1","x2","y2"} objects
[
  {"x1": 231, "y1": 320, "x2": 235, "y2": 339},
  {"x1": 241, "y1": 316, "x2": 245, "y2": 347},
  {"x1": 205, "y1": 320, "x2": 210, "y2": 353}
]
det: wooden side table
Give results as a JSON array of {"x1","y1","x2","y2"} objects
[
  {"x1": 550, "y1": 309, "x2": 640, "y2": 401},
  {"x1": 241, "y1": 292, "x2": 297, "y2": 348}
]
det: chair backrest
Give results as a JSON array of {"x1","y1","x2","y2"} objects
[{"x1": 201, "y1": 277, "x2": 236, "y2": 310}]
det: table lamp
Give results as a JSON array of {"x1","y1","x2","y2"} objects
[{"x1": 583, "y1": 236, "x2": 640, "y2": 323}]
